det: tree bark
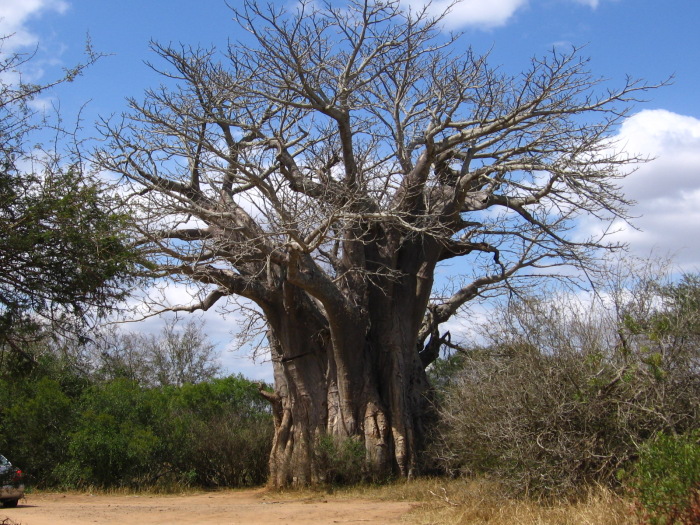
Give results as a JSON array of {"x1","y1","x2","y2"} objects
[{"x1": 263, "y1": 234, "x2": 438, "y2": 487}]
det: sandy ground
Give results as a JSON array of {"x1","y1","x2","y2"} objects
[{"x1": 0, "y1": 489, "x2": 418, "y2": 525}]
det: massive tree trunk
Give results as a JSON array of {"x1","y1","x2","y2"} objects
[
  {"x1": 265, "y1": 317, "x2": 431, "y2": 486},
  {"x1": 261, "y1": 283, "x2": 331, "y2": 486},
  {"x1": 262, "y1": 234, "x2": 440, "y2": 487}
]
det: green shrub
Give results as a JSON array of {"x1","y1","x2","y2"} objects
[
  {"x1": 0, "y1": 372, "x2": 82, "y2": 487},
  {"x1": 60, "y1": 379, "x2": 167, "y2": 488},
  {"x1": 1, "y1": 334, "x2": 274, "y2": 490},
  {"x1": 315, "y1": 435, "x2": 366, "y2": 485},
  {"x1": 164, "y1": 376, "x2": 273, "y2": 487},
  {"x1": 170, "y1": 414, "x2": 272, "y2": 487},
  {"x1": 58, "y1": 375, "x2": 274, "y2": 489},
  {"x1": 630, "y1": 431, "x2": 700, "y2": 524}
]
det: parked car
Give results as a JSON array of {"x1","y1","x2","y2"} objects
[{"x1": 0, "y1": 455, "x2": 24, "y2": 508}]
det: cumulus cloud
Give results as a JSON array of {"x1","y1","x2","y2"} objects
[
  {"x1": 403, "y1": 0, "x2": 527, "y2": 29},
  {"x1": 0, "y1": 0, "x2": 68, "y2": 50},
  {"x1": 611, "y1": 109, "x2": 700, "y2": 268}
]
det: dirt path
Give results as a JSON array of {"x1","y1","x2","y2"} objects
[{"x1": 0, "y1": 489, "x2": 418, "y2": 525}]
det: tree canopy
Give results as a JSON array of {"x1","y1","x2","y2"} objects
[{"x1": 0, "y1": 35, "x2": 137, "y2": 347}]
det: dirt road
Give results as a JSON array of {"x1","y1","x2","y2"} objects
[{"x1": 0, "y1": 489, "x2": 417, "y2": 525}]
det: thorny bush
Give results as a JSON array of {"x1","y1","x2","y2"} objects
[{"x1": 431, "y1": 260, "x2": 700, "y2": 497}]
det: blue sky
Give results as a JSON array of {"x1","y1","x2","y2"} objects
[
  {"x1": 9, "y1": 0, "x2": 699, "y2": 118},
  {"x1": 3, "y1": 0, "x2": 700, "y2": 379}
]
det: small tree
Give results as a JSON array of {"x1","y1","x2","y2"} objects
[
  {"x1": 145, "y1": 319, "x2": 221, "y2": 387},
  {"x1": 0, "y1": 35, "x2": 137, "y2": 357},
  {"x1": 97, "y1": 0, "x2": 658, "y2": 485},
  {"x1": 89, "y1": 320, "x2": 220, "y2": 387}
]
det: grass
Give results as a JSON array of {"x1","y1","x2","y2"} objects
[{"x1": 330, "y1": 477, "x2": 638, "y2": 525}]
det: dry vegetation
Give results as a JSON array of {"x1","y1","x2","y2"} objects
[{"x1": 336, "y1": 478, "x2": 637, "y2": 525}]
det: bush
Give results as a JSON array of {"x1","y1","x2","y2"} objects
[
  {"x1": 164, "y1": 376, "x2": 273, "y2": 487},
  {"x1": 59, "y1": 379, "x2": 167, "y2": 488},
  {"x1": 315, "y1": 435, "x2": 367, "y2": 485},
  {"x1": 1, "y1": 330, "x2": 274, "y2": 490},
  {"x1": 0, "y1": 343, "x2": 88, "y2": 487},
  {"x1": 0, "y1": 377, "x2": 76, "y2": 487},
  {"x1": 431, "y1": 266, "x2": 700, "y2": 497},
  {"x1": 56, "y1": 375, "x2": 273, "y2": 489},
  {"x1": 433, "y1": 343, "x2": 654, "y2": 495},
  {"x1": 630, "y1": 431, "x2": 700, "y2": 524}
]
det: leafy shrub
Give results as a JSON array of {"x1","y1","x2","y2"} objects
[
  {"x1": 56, "y1": 375, "x2": 273, "y2": 489},
  {"x1": 315, "y1": 435, "x2": 367, "y2": 485},
  {"x1": 1, "y1": 324, "x2": 274, "y2": 490},
  {"x1": 59, "y1": 379, "x2": 167, "y2": 488},
  {"x1": 164, "y1": 376, "x2": 273, "y2": 487},
  {"x1": 630, "y1": 431, "x2": 700, "y2": 524},
  {"x1": 171, "y1": 414, "x2": 272, "y2": 487},
  {"x1": 0, "y1": 377, "x2": 76, "y2": 487}
]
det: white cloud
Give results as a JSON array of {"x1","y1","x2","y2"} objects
[
  {"x1": 403, "y1": 0, "x2": 527, "y2": 29},
  {"x1": 611, "y1": 109, "x2": 700, "y2": 269},
  {"x1": 402, "y1": 0, "x2": 620, "y2": 30},
  {"x1": 568, "y1": 0, "x2": 622, "y2": 8},
  {"x1": 571, "y1": 0, "x2": 599, "y2": 7},
  {"x1": 0, "y1": 0, "x2": 68, "y2": 50}
]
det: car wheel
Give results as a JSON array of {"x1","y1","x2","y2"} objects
[{"x1": 2, "y1": 499, "x2": 19, "y2": 508}]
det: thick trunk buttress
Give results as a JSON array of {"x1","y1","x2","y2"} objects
[
  {"x1": 263, "y1": 242, "x2": 437, "y2": 487},
  {"x1": 266, "y1": 323, "x2": 429, "y2": 487}
]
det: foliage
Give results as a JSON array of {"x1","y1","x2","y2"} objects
[
  {"x1": 56, "y1": 375, "x2": 272, "y2": 489},
  {"x1": 0, "y1": 34, "x2": 138, "y2": 348},
  {"x1": 0, "y1": 332, "x2": 90, "y2": 487},
  {"x1": 630, "y1": 431, "x2": 700, "y2": 525},
  {"x1": 0, "y1": 377, "x2": 76, "y2": 487},
  {"x1": 58, "y1": 379, "x2": 167, "y2": 488},
  {"x1": 0, "y1": 328, "x2": 272, "y2": 490},
  {"x1": 163, "y1": 376, "x2": 273, "y2": 487},
  {"x1": 315, "y1": 435, "x2": 367, "y2": 486},
  {"x1": 427, "y1": 351, "x2": 469, "y2": 393},
  {"x1": 432, "y1": 263, "x2": 700, "y2": 496},
  {"x1": 0, "y1": 169, "x2": 137, "y2": 327}
]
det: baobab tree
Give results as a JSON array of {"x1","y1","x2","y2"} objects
[{"x1": 97, "y1": 0, "x2": 654, "y2": 486}]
